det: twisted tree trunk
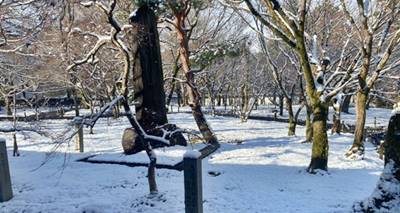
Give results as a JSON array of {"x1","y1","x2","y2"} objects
[{"x1": 173, "y1": 13, "x2": 218, "y2": 144}]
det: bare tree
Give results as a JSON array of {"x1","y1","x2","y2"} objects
[
  {"x1": 340, "y1": 0, "x2": 400, "y2": 158},
  {"x1": 163, "y1": 0, "x2": 219, "y2": 147},
  {"x1": 223, "y1": 0, "x2": 365, "y2": 172}
]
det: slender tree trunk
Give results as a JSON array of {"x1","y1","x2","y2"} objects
[
  {"x1": 166, "y1": 55, "x2": 180, "y2": 107},
  {"x1": 180, "y1": 83, "x2": 188, "y2": 106},
  {"x1": 240, "y1": 84, "x2": 249, "y2": 122},
  {"x1": 217, "y1": 95, "x2": 222, "y2": 106},
  {"x1": 211, "y1": 97, "x2": 216, "y2": 116},
  {"x1": 331, "y1": 101, "x2": 342, "y2": 135},
  {"x1": 341, "y1": 94, "x2": 351, "y2": 114},
  {"x1": 287, "y1": 98, "x2": 296, "y2": 136},
  {"x1": 279, "y1": 94, "x2": 284, "y2": 116},
  {"x1": 5, "y1": 97, "x2": 12, "y2": 116},
  {"x1": 305, "y1": 102, "x2": 313, "y2": 143},
  {"x1": 73, "y1": 90, "x2": 80, "y2": 117},
  {"x1": 208, "y1": 89, "x2": 216, "y2": 116},
  {"x1": 347, "y1": 91, "x2": 368, "y2": 157},
  {"x1": 12, "y1": 92, "x2": 19, "y2": 157},
  {"x1": 176, "y1": 87, "x2": 182, "y2": 109},
  {"x1": 366, "y1": 96, "x2": 372, "y2": 110},
  {"x1": 331, "y1": 111, "x2": 341, "y2": 135},
  {"x1": 145, "y1": 145, "x2": 157, "y2": 194}
]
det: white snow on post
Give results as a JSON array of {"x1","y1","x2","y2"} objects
[{"x1": 184, "y1": 150, "x2": 201, "y2": 159}]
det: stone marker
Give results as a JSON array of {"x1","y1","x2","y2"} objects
[
  {"x1": 0, "y1": 138, "x2": 13, "y2": 202},
  {"x1": 184, "y1": 150, "x2": 203, "y2": 213}
]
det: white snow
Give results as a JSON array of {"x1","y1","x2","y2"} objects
[
  {"x1": 184, "y1": 150, "x2": 201, "y2": 159},
  {"x1": 0, "y1": 110, "x2": 389, "y2": 212}
]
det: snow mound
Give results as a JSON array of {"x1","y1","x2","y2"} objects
[{"x1": 80, "y1": 203, "x2": 114, "y2": 213}]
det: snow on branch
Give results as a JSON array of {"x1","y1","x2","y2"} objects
[
  {"x1": 66, "y1": 35, "x2": 110, "y2": 72},
  {"x1": 73, "y1": 96, "x2": 180, "y2": 146}
]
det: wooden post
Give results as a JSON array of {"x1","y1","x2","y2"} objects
[
  {"x1": 74, "y1": 117, "x2": 84, "y2": 153},
  {"x1": 0, "y1": 138, "x2": 13, "y2": 202},
  {"x1": 184, "y1": 150, "x2": 203, "y2": 213}
]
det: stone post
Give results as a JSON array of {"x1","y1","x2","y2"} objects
[
  {"x1": 184, "y1": 150, "x2": 203, "y2": 213},
  {"x1": 0, "y1": 138, "x2": 13, "y2": 202}
]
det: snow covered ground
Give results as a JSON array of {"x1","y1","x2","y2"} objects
[{"x1": 0, "y1": 111, "x2": 386, "y2": 213}]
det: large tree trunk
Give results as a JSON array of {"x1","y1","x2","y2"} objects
[
  {"x1": 129, "y1": 5, "x2": 186, "y2": 147},
  {"x1": 131, "y1": 7, "x2": 167, "y2": 130},
  {"x1": 347, "y1": 91, "x2": 368, "y2": 158},
  {"x1": 296, "y1": 37, "x2": 330, "y2": 172},
  {"x1": 127, "y1": 5, "x2": 187, "y2": 194},
  {"x1": 307, "y1": 103, "x2": 329, "y2": 173}
]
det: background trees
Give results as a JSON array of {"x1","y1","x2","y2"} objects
[
  {"x1": 340, "y1": 0, "x2": 400, "y2": 158},
  {"x1": 1, "y1": 0, "x2": 400, "y2": 175}
]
